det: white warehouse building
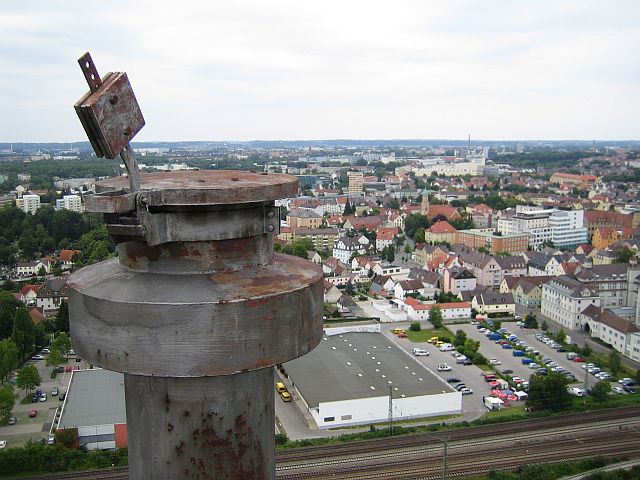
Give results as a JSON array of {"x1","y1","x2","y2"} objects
[{"x1": 283, "y1": 325, "x2": 462, "y2": 429}]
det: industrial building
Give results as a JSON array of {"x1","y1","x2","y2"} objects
[
  {"x1": 284, "y1": 325, "x2": 462, "y2": 429},
  {"x1": 57, "y1": 369, "x2": 127, "y2": 450}
]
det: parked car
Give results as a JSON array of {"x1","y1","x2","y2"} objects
[
  {"x1": 0, "y1": 440, "x2": 6, "y2": 449},
  {"x1": 412, "y1": 348, "x2": 429, "y2": 356},
  {"x1": 502, "y1": 369, "x2": 514, "y2": 375},
  {"x1": 39, "y1": 394, "x2": 47, "y2": 402},
  {"x1": 437, "y1": 363, "x2": 452, "y2": 371},
  {"x1": 568, "y1": 387, "x2": 585, "y2": 397},
  {"x1": 59, "y1": 392, "x2": 66, "y2": 401},
  {"x1": 8, "y1": 417, "x2": 16, "y2": 425},
  {"x1": 47, "y1": 437, "x2": 56, "y2": 445},
  {"x1": 446, "y1": 377, "x2": 461, "y2": 383},
  {"x1": 41, "y1": 348, "x2": 50, "y2": 355},
  {"x1": 489, "y1": 358, "x2": 501, "y2": 365},
  {"x1": 64, "y1": 365, "x2": 73, "y2": 372},
  {"x1": 31, "y1": 355, "x2": 44, "y2": 361},
  {"x1": 440, "y1": 343, "x2": 454, "y2": 352},
  {"x1": 613, "y1": 386, "x2": 625, "y2": 394},
  {"x1": 279, "y1": 391, "x2": 292, "y2": 402},
  {"x1": 460, "y1": 388, "x2": 474, "y2": 395},
  {"x1": 29, "y1": 410, "x2": 37, "y2": 418},
  {"x1": 623, "y1": 386, "x2": 637, "y2": 394},
  {"x1": 57, "y1": 366, "x2": 64, "y2": 373},
  {"x1": 454, "y1": 383, "x2": 467, "y2": 391},
  {"x1": 51, "y1": 387, "x2": 59, "y2": 396}
]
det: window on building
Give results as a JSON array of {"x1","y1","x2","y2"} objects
[
  {"x1": 341, "y1": 415, "x2": 352, "y2": 420},
  {"x1": 324, "y1": 417, "x2": 335, "y2": 422}
]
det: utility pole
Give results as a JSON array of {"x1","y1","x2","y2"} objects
[
  {"x1": 443, "y1": 438, "x2": 449, "y2": 479},
  {"x1": 388, "y1": 384, "x2": 393, "y2": 436}
]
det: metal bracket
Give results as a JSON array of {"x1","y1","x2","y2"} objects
[{"x1": 75, "y1": 52, "x2": 143, "y2": 194}]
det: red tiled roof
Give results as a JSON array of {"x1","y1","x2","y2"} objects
[{"x1": 427, "y1": 220, "x2": 457, "y2": 234}]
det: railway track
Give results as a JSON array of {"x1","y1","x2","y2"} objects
[
  {"x1": 277, "y1": 405, "x2": 640, "y2": 463},
  {"x1": 22, "y1": 406, "x2": 640, "y2": 479}
]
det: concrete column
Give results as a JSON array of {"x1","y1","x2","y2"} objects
[{"x1": 125, "y1": 369, "x2": 274, "y2": 479}]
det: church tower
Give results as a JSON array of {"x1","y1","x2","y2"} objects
[{"x1": 420, "y1": 189, "x2": 429, "y2": 216}]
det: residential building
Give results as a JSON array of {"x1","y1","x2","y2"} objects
[
  {"x1": 582, "y1": 305, "x2": 640, "y2": 358},
  {"x1": 471, "y1": 292, "x2": 516, "y2": 315},
  {"x1": 332, "y1": 236, "x2": 368, "y2": 264},
  {"x1": 58, "y1": 249, "x2": 81, "y2": 270},
  {"x1": 442, "y1": 268, "x2": 477, "y2": 295},
  {"x1": 21, "y1": 194, "x2": 41, "y2": 215},
  {"x1": 36, "y1": 277, "x2": 69, "y2": 312},
  {"x1": 394, "y1": 279, "x2": 425, "y2": 300},
  {"x1": 549, "y1": 173, "x2": 598, "y2": 188},
  {"x1": 574, "y1": 262, "x2": 628, "y2": 309},
  {"x1": 375, "y1": 227, "x2": 397, "y2": 251},
  {"x1": 404, "y1": 298, "x2": 471, "y2": 321},
  {"x1": 541, "y1": 275, "x2": 600, "y2": 331},
  {"x1": 584, "y1": 210, "x2": 634, "y2": 239},
  {"x1": 286, "y1": 209, "x2": 323, "y2": 229},
  {"x1": 424, "y1": 221, "x2": 457, "y2": 245},
  {"x1": 347, "y1": 171, "x2": 364, "y2": 194},
  {"x1": 292, "y1": 228, "x2": 340, "y2": 251},
  {"x1": 56, "y1": 194, "x2": 82, "y2": 212},
  {"x1": 455, "y1": 248, "x2": 503, "y2": 288}
]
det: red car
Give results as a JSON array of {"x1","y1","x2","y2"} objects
[
  {"x1": 64, "y1": 365, "x2": 73, "y2": 372},
  {"x1": 29, "y1": 410, "x2": 37, "y2": 418},
  {"x1": 573, "y1": 356, "x2": 585, "y2": 362},
  {"x1": 397, "y1": 332, "x2": 407, "y2": 338}
]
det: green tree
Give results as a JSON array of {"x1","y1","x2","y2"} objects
[
  {"x1": 0, "y1": 384, "x2": 15, "y2": 421},
  {"x1": 16, "y1": 364, "x2": 41, "y2": 397},
  {"x1": 429, "y1": 306, "x2": 443, "y2": 328},
  {"x1": 614, "y1": 247, "x2": 635, "y2": 264},
  {"x1": 0, "y1": 291, "x2": 23, "y2": 340},
  {"x1": 11, "y1": 308, "x2": 34, "y2": 361},
  {"x1": 344, "y1": 281, "x2": 355, "y2": 296},
  {"x1": 51, "y1": 332, "x2": 71, "y2": 359},
  {"x1": 409, "y1": 322, "x2": 421, "y2": 332},
  {"x1": 0, "y1": 339, "x2": 19, "y2": 383},
  {"x1": 590, "y1": 380, "x2": 612, "y2": 402},
  {"x1": 492, "y1": 320, "x2": 502, "y2": 331},
  {"x1": 608, "y1": 350, "x2": 621, "y2": 376},
  {"x1": 413, "y1": 228, "x2": 425, "y2": 244},
  {"x1": 524, "y1": 313, "x2": 538, "y2": 329},
  {"x1": 541, "y1": 320, "x2": 549, "y2": 331},
  {"x1": 453, "y1": 329, "x2": 467, "y2": 347},
  {"x1": 403, "y1": 214, "x2": 430, "y2": 239},
  {"x1": 526, "y1": 372, "x2": 572, "y2": 411},
  {"x1": 554, "y1": 329, "x2": 567, "y2": 345}
]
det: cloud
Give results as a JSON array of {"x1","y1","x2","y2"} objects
[{"x1": 0, "y1": 0, "x2": 638, "y2": 141}]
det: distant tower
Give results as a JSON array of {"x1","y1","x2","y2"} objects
[
  {"x1": 468, "y1": 134, "x2": 471, "y2": 155},
  {"x1": 421, "y1": 189, "x2": 430, "y2": 216}
]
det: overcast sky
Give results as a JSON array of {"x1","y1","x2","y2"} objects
[{"x1": 1, "y1": 1, "x2": 638, "y2": 142}]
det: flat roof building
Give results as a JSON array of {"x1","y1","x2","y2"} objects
[
  {"x1": 284, "y1": 325, "x2": 461, "y2": 429},
  {"x1": 57, "y1": 368, "x2": 127, "y2": 450}
]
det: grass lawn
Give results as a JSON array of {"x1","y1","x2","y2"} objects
[
  {"x1": 485, "y1": 405, "x2": 527, "y2": 418},
  {"x1": 406, "y1": 328, "x2": 453, "y2": 343}
]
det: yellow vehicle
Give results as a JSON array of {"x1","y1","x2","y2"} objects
[
  {"x1": 435, "y1": 340, "x2": 445, "y2": 347},
  {"x1": 391, "y1": 328, "x2": 406, "y2": 334},
  {"x1": 275, "y1": 382, "x2": 287, "y2": 393},
  {"x1": 280, "y1": 391, "x2": 292, "y2": 402},
  {"x1": 427, "y1": 336, "x2": 439, "y2": 344}
]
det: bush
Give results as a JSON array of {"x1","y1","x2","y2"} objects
[
  {"x1": 409, "y1": 322, "x2": 421, "y2": 332},
  {"x1": 275, "y1": 434, "x2": 288, "y2": 445},
  {"x1": 50, "y1": 369, "x2": 58, "y2": 380}
]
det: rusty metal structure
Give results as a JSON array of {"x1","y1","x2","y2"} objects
[{"x1": 68, "y1": 53, "x2": 324, "y2": 479}]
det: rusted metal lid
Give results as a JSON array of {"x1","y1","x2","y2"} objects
[{"x1": 94, "y1": 170, "x2": 298, "y2": 207}]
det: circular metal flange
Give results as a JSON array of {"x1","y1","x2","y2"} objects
[
  {"x1": 94, "y1": 170, "x2": 298, "y2": 207},
  {"x1": 68, "y1": 253, "x2": 324, "y2": 377}
]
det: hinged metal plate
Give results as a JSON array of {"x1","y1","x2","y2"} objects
[{"x1": 74, "y1": 72, "x2": 145, "y2": 159}]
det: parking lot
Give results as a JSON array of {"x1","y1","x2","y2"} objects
[{"x1": 0, "y1": 353, "x2": 87, "y2": 448}]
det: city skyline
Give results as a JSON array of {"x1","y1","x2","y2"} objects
[{"x1": 1, "y1": 1, "x2": 639, "y2": 142}]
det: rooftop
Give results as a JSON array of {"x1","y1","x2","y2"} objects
[
  {"x1": 58, "y1": 369, "x2": 126, "y2": 428},
  {"x1": 284, "y1": 332, "x2": 450, "y2": 408}
]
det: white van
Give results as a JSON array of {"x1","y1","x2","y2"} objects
[
  {"x1": 440, "y1": 343, "x2": 455, "y2": 352},
  {"x1": 456, "y1": 355, "x2": 468, "y2": 364},
  {"x1": 412, "y1": 348, "x2": 429, "y2": 356}
]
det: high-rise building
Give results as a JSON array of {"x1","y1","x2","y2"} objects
[
  {"x1": 61, "y1": 194, "x2": 82, "y2": 212},
  {"x1": 21, "y1": 194, "x2": 41, "y2": 215},
  {"x1": 498, "y1": 205, "x2": 587, "y2": 250},
  {"x1": 347, "y1": 171, "x2": 364, "y2": 194}
]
